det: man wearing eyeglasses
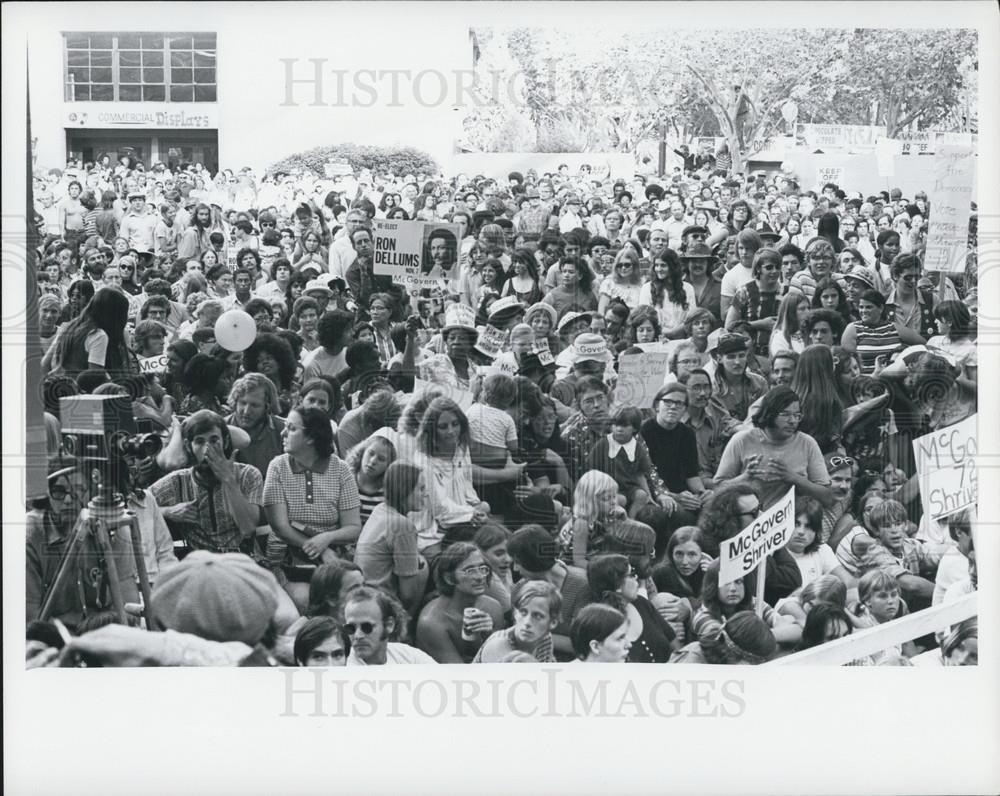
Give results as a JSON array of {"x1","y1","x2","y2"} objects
[
  {"x1": 344, "y1": 587, "x2": 436, "y2": 666},
  {"x1": 788, "y1": 239, "x2": 846, "y2": 301},
  {"x1": 640, "y1": 383, "x2": 709, "y2": 549}
]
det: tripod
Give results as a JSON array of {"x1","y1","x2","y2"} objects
[{"x1": 39, "y1": 478, "x2": 155, "y2": 629}]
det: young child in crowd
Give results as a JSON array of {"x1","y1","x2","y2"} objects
[{"x1": 585, "y1": 406, "x2": 657, "y2": 518}]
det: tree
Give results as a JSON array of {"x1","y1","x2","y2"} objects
[
  {"x1": 267, "y1": 144, "x2": 438, "y2": 178},
  {"x1": 464, "y1": 28, "x2": 978, "y2": 167}
]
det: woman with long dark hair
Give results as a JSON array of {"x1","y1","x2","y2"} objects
[
  {"x1": 638, "y1": 248, "x2": 694, "y2": 338},
  {"x1": 58, "y1": 279, "x2": 96, "y2": 324},
  {"x1": 501, "y1": 247, "x2": 544, "y2": 305},
  {"x1": 48, "y1": 287, "x2": 135, "y2": 379},
  {"x1": 790, "y1": 345, "x2": 844, "y2": 454}
]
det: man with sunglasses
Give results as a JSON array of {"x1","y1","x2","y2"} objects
[{"x1": 344, "y1": 587, "x2": 435, "y2": 666}]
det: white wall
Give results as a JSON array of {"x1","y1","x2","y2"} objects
[{"x1": 25, "y1": 4, "x2": 474, "y2": 173}]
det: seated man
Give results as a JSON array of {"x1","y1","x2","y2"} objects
[
  {"x1": 225, "y1": 373, "x2": 286, "y2": 481},
  {"x1": 150, "y1": 410, "x2": 263, "y2": 555},
  {"x1": 344, "y1": 586, "x2": 436, "y2": 666},
  {"x1": 506, "y1": 524, "x2": 591, "y2": 660},
  {"x1": 415, "y1": 542, "x2": 505, "y2": 663},
  {"x1": 474, "y1": 580, "x2": 562, "y2": 662}
]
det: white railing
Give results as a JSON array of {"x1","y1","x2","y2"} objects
[{"x1": 767, "y1": 592, "x2": 977, "y2": 666}]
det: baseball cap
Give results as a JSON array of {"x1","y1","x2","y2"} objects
[{"x1": 570, "y1": 333, "x2": 610, "y2": 364}]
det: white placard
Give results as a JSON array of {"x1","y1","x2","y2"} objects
[
  {"x1": 912, "y1": 414, "x2": 978, "y2": 521},
  {"x1": 719, "y1": 486, "x2": 795, "y2": 587}
]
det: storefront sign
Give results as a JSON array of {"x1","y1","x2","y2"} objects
[{"x1": 65, "y1": 103, "x2": 217, "y2": 130}]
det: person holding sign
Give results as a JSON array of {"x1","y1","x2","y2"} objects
[
  {"x1": 714, "y1": 386, "x2": 834, "y2": 511},
  {"x1": 691, "y1": 560, "x2": 801, "y2": 651}
]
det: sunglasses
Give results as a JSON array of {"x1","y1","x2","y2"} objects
[
  {"x1": 828, "y1": 456, "x2": 855, "y2": 468},
  {"x1": 344, "y1": 622, "x2": 377, "y2": 636}
]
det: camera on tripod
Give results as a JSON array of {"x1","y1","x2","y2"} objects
[{"x1": 59, "y1": 395, "x2": 162, "y2": 501}]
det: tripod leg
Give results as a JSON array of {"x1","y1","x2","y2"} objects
[
  {"x1": 39, "y1": 513, "x2": 91, "y2": 622},
  {"x1": 93, "y1": 521, "x2": 128, "y2": 625},
  {"x1": 126, "y1": 515, "x2": 155, "y2": 630}
]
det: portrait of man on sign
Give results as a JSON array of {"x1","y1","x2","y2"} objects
[{"x1": 421, "y1": 227, "x2": 458, "y2": 277}]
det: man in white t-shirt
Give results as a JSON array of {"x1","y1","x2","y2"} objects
[{"x1": 344, "y1": 588, "x2": 436, "y2": 665}]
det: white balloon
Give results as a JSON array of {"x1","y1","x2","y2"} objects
[{"x1": 214, "y1": 310, "x2": 257, "y2": 352}]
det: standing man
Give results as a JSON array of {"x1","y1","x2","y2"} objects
[{"x1": 120, "y1": 192, "x2": 158, "y2": 259}]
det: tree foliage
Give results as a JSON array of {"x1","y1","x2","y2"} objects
[
  {"x1": 464, "y1": 27, "x2": 978, "y2": 169},
  {"x1": 266, "y1": 143, "x2": 438, "y2": 178}
]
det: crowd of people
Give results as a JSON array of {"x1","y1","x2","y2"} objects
[{"x1": 25, "y1": 151, "x2": 978, "y2": 668}]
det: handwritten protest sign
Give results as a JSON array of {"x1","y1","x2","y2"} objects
[
  {"x1": 816, "y1": 166, "x2": 844, "y2": 187},
  {"x1": 139, "y1": 354, "x2": 169, "y2": 374},
  {"x1": 912, "y1": 414, "x2": 977, "y2": 522},
  {"x1": 614, "y1": 352, "x2": 670, "y2": 408},
  {"x1": 923, "y1": 146, "x2": 975, "y2": 274},
  {"x1": 720, "y1": 486, "x2": 795, "y2": 588},
  {"x1": 373, "y1": 219, "x2": 461, "y2": 289}
]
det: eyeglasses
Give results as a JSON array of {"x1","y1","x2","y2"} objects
[
  {"x1": 344, "y1": 622, "x2": 377, "y2": 636},
  {"x1": 660, "y1": 398, "x2": 687, "y2": 409},
  {"x1": 739, "y1": 504, "x2": 761, "y2": 519},
  {"x1": 828, "y1": 456, "x2": 855, "y2": 468},
  {"x1": 458, "y1": 564, "x2": 492, "y2": 578}
]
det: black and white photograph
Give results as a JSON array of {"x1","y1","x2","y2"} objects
[{"x1": 3, "y1": 2, "x2": 998, "y2": 794}]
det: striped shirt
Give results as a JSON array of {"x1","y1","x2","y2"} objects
[
  {"x1": 853, "y1": 321, "x2": 902, "y2": 375},
  {"x1": 357, "y1": 485, "x2": 385, "y2": 526}
]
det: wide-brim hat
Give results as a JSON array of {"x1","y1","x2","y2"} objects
[
  {"x1": 303, "y1": 279, "x2": 333, "y2": 297},
  {"x1": 679, "y1": 242, "x2": 715, "y2": 260},
  {"x1": 557, "y1": 310, "x2": 593, "y2": 334},
  {"x1": 487, "y1": 295, "x2": 525, "y2": 322},
  {"x1": 524, "y1": 302, "x2": 558, "y2": 329},
  {"x1": 681, "y1": 225, "x2": 709, "y2": 239},
  {"x1": 695, "y1": 200, "x2": 719, "y2": 213},
  {"x1": 759, "y1": 231, "x2": 782, "y2": 245},
  {"x1": 845, "y1": 266, "x2": 877, "y2": 290}
]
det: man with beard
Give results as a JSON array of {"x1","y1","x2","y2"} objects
[
  {"x1": 422, "y1": 228, "x2": 458, "y2": 279},
  {"x1": 150, "y1": 410, "x2": 263, "y2": 554},
  {"x1": 225, "y1": 373, "x2": 286, "y2": 481}
]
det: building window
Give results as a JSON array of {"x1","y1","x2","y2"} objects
[{"x1": 64, "y1": 32, "x2": 216, "y2": 102}]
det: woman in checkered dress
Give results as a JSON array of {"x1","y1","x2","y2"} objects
[{"x1": 263, "y1": 406, "x2": 362, "y2": 610}]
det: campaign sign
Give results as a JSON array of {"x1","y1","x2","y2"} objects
[
  {"x1": 923, "y1": 146, "x2": 975, "y2": 274},
  {"x1": 913, "y1": 414, "x2": 977, "y2": 521},
  {"x1": 614, "y1": 352, "x2": 670, "y2": 408},
  {"x1": 475, "y1": 324, "x2": 508, "y2": 359},
  {"x1": 532, "y1": 339, "x2": 555, "y2": 366},
  {"x1": 373, "y1": 219, "x2": 461, "y2": 289},
  {"x1": 139, "y1": 354, "x2": 170, "y2": 374},
  {"x1": 719, "y1": 486, "x2": 795, "y2": 587}
]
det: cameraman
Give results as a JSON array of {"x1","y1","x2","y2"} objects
[{"x1": 150, "y1": 410, "x2": 263, "y2": 554}]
